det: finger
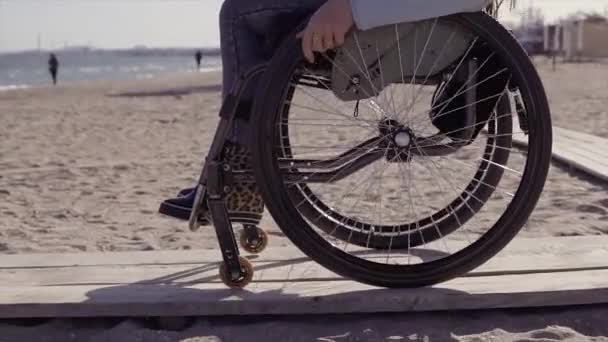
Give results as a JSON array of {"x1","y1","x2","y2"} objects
[
  {"x1": 301, "y1": 29, "x2": 315, "y2": 63},
  {"x1": 322, "y1": 27, "x2": 335, "y2": 51},
  {"x1": 311, "y1": 32, "x2": 324, "y2": 54},
  {"x1": 334, "y1": 30, "x2": 346, "y2": 47}
]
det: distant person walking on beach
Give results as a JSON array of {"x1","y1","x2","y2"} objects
[
  {"x1": 195, "y1": 50, "x2": 203, "y2": 70},
  {"x1": 48, "y1": 53, "x2": 59, "y2": 85}
]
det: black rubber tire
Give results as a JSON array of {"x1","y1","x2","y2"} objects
[{"x1": 251, "y1": 12, "x2": 552, "y2": 287}]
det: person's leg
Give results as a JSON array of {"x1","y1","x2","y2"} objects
[
  {"x1": 220, "y1": 0, "x2": 326, "y2": 145},
  {"x1": 159, "y1": 0, "x2": 326, "y2": 221},
  {"x1": 51, "y1": 69, "x2": 57, "y2": 85}
]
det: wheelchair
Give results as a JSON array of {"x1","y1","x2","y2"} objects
[{"x1": 188, "y1": 11, "x2": 552, "y2": 288}]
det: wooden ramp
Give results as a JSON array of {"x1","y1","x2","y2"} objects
[
  {"x1": 549, "y1": 127, "x2": 608, "y2": 182},
  {"x1": 1, "y1": 236, "x2": 608, "y2": 318},
  {"x1": 512, "y1": 124, "x2": 608, "y2": 182}
]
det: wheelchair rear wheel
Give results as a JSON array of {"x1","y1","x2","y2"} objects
[{"x1": 251, "y1": 13, "x2": 552, "y2": 287}]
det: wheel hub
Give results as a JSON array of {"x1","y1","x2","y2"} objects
[
  {"x1": 394, "y1": 131, "x2": 411, "y2": 147},
  {"x1": 378, "y1": 118, "x2": 414, "y2": 163}
]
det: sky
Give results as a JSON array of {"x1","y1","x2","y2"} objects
[{"x1": 0, "y1": 0, "x2": 607, "y2": 53}]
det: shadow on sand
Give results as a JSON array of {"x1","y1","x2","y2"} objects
[{"x1": 107, "y1": 84, "x2": 222, "y2": 98}]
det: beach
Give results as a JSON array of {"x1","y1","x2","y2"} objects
[
  {"x1": 1, "y1": 305, "x2": 608, "y2": 342},
  {"x1": 0, "y1": 60, "x2": 607, "y2": 341},
  {"x1": 1, "y1": 61, "x2": 607, "y2": 254}
]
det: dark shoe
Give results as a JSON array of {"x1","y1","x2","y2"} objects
[
  {"x1": 177, "y1": 187, "x2": 195, "y2": 197},
  {"x1": 159, "y1": 189, "x2": 200, "y2": 221},
  {"x1": 158, "y1": 142, "x2": 264, "y2": 225}
]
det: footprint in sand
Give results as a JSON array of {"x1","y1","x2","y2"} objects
[
  {"x1": 454, "y1": 326, "x2": 601, "y2": 342},
  {"x1": 68, "y1": 244, "x2": 88, "y2": 252},
  {"x1": 576, "y1": 204, "x2": 607, "y2": 215},
  {"x1": 161, "y1": 234, "x2": 179, "y2": 243},
  {"x1": 592, "y1": 225, "x2": 608, "y2": 234},
  {"x1": 3, "y1": 210, "x2": 17, "y2": 217},
  {"x1": 551, "y1": 199, "x2": 569, "y2": 209}
]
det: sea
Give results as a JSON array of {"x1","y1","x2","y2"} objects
[{"x1": 0, "y1": 47, "x2": 222, "y2": 91}]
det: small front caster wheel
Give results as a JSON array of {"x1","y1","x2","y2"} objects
[
  {"x1": 219, "y1": 256, "x2": 254, "y2": 288},
  {"x1": 239, "y1": 226, "x2": 269, "y2": 254}
]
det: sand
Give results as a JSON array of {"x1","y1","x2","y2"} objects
[
  {"x1": 2, "y1": 305, "x2": 608, "y2": 341},
  {"x1": 536, "y1": 58, "x2": 608, "y2": 139},
  {"x1": 0, "y1": 63, "x2": 607, "y2": 254},
  {"x1": 0, "y1": 61, "x2": 607, "y2": 341}
]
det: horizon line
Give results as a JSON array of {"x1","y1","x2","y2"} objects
[{"x1": 0, "y1": 45, "x2": 222, "y2": 55}]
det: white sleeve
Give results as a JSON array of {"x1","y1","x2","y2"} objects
[{"x1": 350, "y1": 0, "x2": 491, "y2": 30}]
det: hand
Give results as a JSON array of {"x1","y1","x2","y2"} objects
[{"x1": 297, "y1": 0, "x2": 354, "y2": 63}]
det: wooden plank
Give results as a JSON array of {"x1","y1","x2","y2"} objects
[
  {"x1": 554, "y1": 126, "x2": 608, "y2": 153},
  {"x1": 2, "y1": 236, "x2": 607, "y2": 268},
  {"x1": 553, "y1": 132, "x2": 608, "y2": 168},
  {"x1": 1, "y1": 237, "x2": 608, "y2": 286},
  {"x1": 0, "y1": 269, "x2": 607, "y2": 318},
  {"x1": 550, "y1": 141, "x2": 608, "y2": 181},
  {"x1": 0, "y1": 237, "x2": 607, "y2": 318},
  {"x1": 0, "y1": 248, "x2": 607, "y2": 287},
  {"x1": 511, "y1": 124, "x2": 608, "y2": 182},
  {"x1": 0, "y1": 249, "x2": 224, "y2": 269}
]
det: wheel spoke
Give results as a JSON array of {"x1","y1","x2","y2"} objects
[
  {"x1": 261, "y1": 14, "x2": 550, "y2": 286},
  {"x1": 402, "y1": 31, "x2": 457, "y2": 122},
  {"x1": 319, "y1": 54, "x2": 387, "y2": 119}
]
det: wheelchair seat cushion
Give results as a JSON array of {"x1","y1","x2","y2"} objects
[{"x1": 330, "y1": 19, "x2": 474, "y2": 102}]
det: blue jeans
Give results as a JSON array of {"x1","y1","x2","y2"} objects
[{"x1": 220, "y1": 0, "x2": 326, "y2": 143}]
